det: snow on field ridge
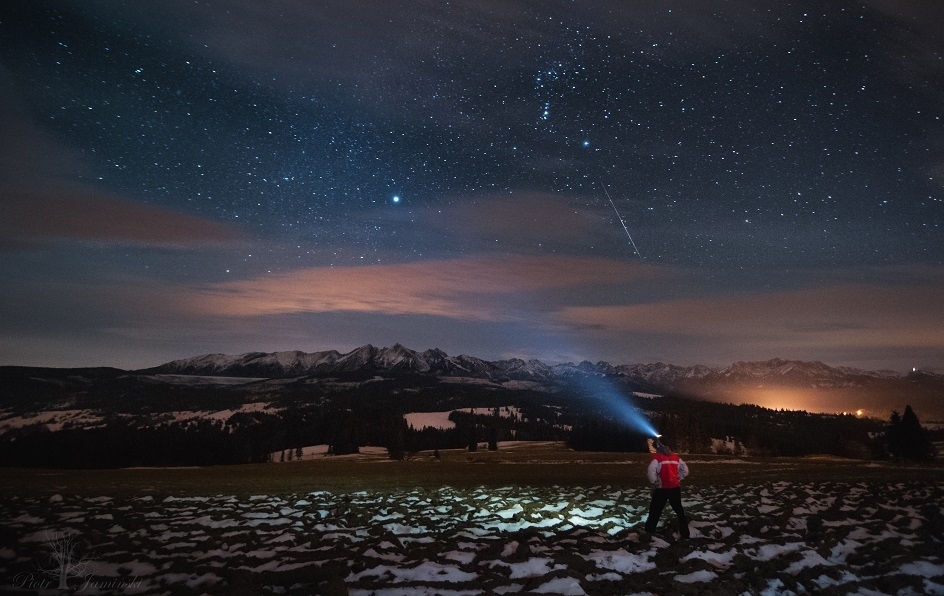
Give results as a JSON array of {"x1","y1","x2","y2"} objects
[{"x1": 2, "y1": 482, "x2": 943, "y2": 594}]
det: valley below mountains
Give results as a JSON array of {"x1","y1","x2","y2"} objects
[{"x1": 0, "y1": 344, "x2": 940, "y2": 468}]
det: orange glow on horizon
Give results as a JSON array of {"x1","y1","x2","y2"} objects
[{"x1": 731, "y1": 388, "x2": 817, "y2": 412}]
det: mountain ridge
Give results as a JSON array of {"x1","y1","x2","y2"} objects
[
  {"x1": 145, "y1": 343, "x2": 930, "y2": 386},
  {"x1": 138, "y1": 344, "x2": 944, "y2": 421}
]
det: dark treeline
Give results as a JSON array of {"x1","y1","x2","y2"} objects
[
  {"x1": 1, "y1": 419, "x2": 277, "y2": 468},
  {"x1": 0, "y1": 368, "x2": 935, "y2": 467},
  {"x1": 651, "y1": 395, "x2": 882, "y2": 459},
  {"x1": 0, "y1": 405, "x2": 399, "y2": 468},
  {"x1": 567, "y1": 393, "x2": 935, "y2": 461}
]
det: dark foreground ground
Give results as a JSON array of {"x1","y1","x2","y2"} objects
[{"x1": 1, "y1": 445, "x2": 942, "y2": 595}]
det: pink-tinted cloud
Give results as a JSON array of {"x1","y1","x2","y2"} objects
[
  {"x1": 558, "y1": 279, "x2": 944, "y2": 353},
  {"x1": 190, "y1": 254, "x2": 656, "y2": 320},
  {"x1": 3, "y1": 188, "x2": 242, "y2": 248}
]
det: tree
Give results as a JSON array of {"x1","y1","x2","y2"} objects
[
  {"x1": 387, "y1": 418, "x2": 407, "y2": 461},
  {"x1": 487, "y1": 426, "x2": 499, "y2": 451},
  {"x1": 329, "y1": 412, "x2": 362, "y2": 455},
  {"x1": 886, "y1": 405, "x2": 935, "y2": 461}
]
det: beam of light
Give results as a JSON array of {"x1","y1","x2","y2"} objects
[
  {"x1": 599, "y1": 182, "x2": 642, "y2": 259},
  {"x1": 608, "y1": 395, "x2": 660, "y2": 438},
  {"x1": 579, "y1": 375, "x2": 659, "y2": 437}
]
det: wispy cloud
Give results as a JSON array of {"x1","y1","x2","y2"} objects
[
  {"x1": 558, "y1": 276, "x2": 944, "y2": 353},
  {"x1": 3, "y1": 188, "x2": 242, "y2": 248},
  {"x1": 0, "y1": 67, "x2": 241, "y2": 249},
  {"x1": 190, "y1": 254, "x2": 656, "y2": 320}
]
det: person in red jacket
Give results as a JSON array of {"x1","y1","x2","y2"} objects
[{"x1": 644, "y1": 439, "x2": 690, "y2": 539}]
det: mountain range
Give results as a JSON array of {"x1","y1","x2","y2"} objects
[
  {"x1": 2, "y1": 344, "x2": 939, "y2": 467},
  {"x1": 147, "y1": 344, "x2": 944, "y2": 421},
  {"x1": 147, "y1": 342, "x2": 900, "y2": 383}
]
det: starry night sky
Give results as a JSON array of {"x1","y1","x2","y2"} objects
[{"x1": 1, "y1": 0, "x2": 942, "y2": 372}]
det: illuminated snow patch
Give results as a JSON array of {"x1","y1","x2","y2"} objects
[{"x1": 583, "y1": 549, "x2": 655, "y2": 574}]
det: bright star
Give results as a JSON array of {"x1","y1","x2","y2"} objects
[{"x1": 392, "y1": 195, "x2": 401, "y2": 204}]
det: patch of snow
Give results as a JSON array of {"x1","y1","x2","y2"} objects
[
  {"x1": 404, "y1": 406, "x2": 528, "y2": 431},
  {"x1": 785, "y1": 549, "x2": 832, "y2": 574},
  {"x1": 900, "y1": 560, "x2": 944, "y2": 578},
  {"x1": 532, "y1": 576, "x2": 587, "y2": 595},
  {"x1": 675, "y1": 569, "x2": 718, "y2": 583},
  {"x1": 583, "y1": 549, "x2": 655, "y2": 574},
  {"x1": 747, "y1": 541, "x2": 806, "y2": 561},
  {"x1": 0, "y1": 409, "x2": 103, "y2": 433},
  {"x1": 682, "y1": 548, "x2": 737, "y2": 569},
  {"x1": 490, "y1": 558, "x2": 558, "y2": 579},
  {"x1": 404, "y1": 411, "x2": 456, "y2": 431},
  {"x1": 349, "y1": 562, "x2": 477, "y2": 583}
]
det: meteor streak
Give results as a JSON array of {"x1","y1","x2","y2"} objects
[{"x1": 600, "y1": 182, "x2": 642, "y2": 259}]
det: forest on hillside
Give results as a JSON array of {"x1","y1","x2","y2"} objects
[
  {"x1": 0, "y1": 367, "x2": 937, "y2": 467},
  {"x1": 0, "y1": 386, "x2": 937, "y2": 468}
]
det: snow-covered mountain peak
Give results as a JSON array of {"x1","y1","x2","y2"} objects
[
  {"x1": 718, "y1": 358, "x2": 868, "y2": 381},
  {"x1": 149, "y1": 345, "x2": 913, "y2": 389}
]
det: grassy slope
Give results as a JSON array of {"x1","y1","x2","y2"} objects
[{"x1": 2, "y1": 442, "x2": 942, "y2": 497}]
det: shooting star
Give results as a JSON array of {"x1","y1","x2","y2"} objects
[{"x1": 600, "y1": 182, "x2": 642, "y2": 259}]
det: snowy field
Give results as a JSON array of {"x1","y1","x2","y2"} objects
[{"x1": 2, "y1": 481, "x2": 943, "y2": 595}]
